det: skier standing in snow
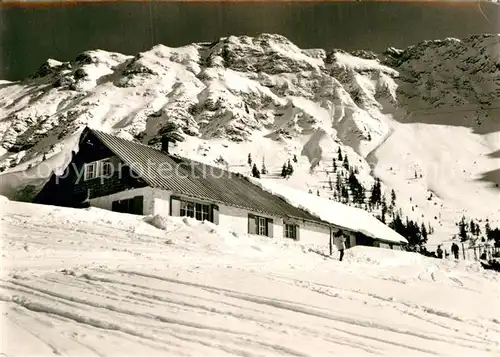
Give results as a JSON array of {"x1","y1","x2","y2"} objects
[
  {"x1": 451, "y1": 243, "x2": 459, "y2": 260},
  {"x1": 436, "y1": 245, "x2": 443, "y2": 259},
  {"x1": 334, "y1": 230, "x2": 347, "y2": 262}
]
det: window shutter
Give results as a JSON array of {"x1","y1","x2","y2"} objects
[
  {"x1": 133, "y1": 196, "x2": 144, "y2": 215},
  {"x1": 248, "y1": 214, "x2": 256, "y2": 234},
  {"x1": 267, "y1": 218, "x2": 274, "y2": 238},
  {"x1": 211, "y1": 204, "x2": 219, "y2": 225},
  {"x1": 170, "y1": 196, "x2": 181, "y2": 216},
  {"x1": 295, "y1": 224, "x2": 300, "y2": 241}
]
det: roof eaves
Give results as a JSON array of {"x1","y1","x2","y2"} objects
[{"x1": 375, "y1": 237, "x2": 407, "y2": 245}]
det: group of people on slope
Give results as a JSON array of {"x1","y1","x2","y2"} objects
[{"x1": 436, "y1": 242, "x2": 460, "y2": 259}]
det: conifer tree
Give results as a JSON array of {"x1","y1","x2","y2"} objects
[
  {"x1": 336, "y1": 172, "x2": 342, "y2": 193},
  {"x1": 343, "y1": 155, "x2": 350, "y2": 170},
  {"x1": 421, "y1": 223, "x2": 428, "y2": 242},
  {"x1": 470, "y1": 220, "x2": 476, "y2": 237},
  {"x1": 370, "y1": 177, "x2": 382, "y2": 207},
  {"x1": 332, "y1": 158, "x2": 337, "y2": 173},
  {"x1": 286, "y1": 160, "x2": 294, "y2": 176},
  {"x1": 458, "y1": 216, "x2": 468, "y2": 242},
  {"x1": 157, "y1": 121, "x2": 185, "y2": 154},
  {"x1": 281, "y1": 163, "x2": 288, "y2": 178},
  {"x1": 390, "y1": 189, "x2": 397, "y2": 211},
  {"x1": 261, "y1": 157, "x2": 267, "y2": 175},
  {"x1": 341, "y1": 186, "x2": 349, "y2": 203},
  {"x1": 475, "y1": 223, "x2": 481, "y2": 237},
  {"x1": 328, "y1": 176, "x2": 333, "y2": 191},
  {"x1": 337, "y1": 147, "x2": 343, "y2": 161},
  {"x1": 248, "y1": 153, "x2": 252, "y2": 166},
  {"x1": 389, "y1": 213, "x2": 405, "y2": 237},
  {"x1": 293, "y1": 154, "x2": 298, "y2": 163},
  {"x1": 485, "y1": 220, "x2": 491, "y2": 236},
  {"x1": 348, "y1": 171, "x2": 364, "y2": 204},
  {"x1": 381, "y1": 197, "x2": 388, "y2": 223}
]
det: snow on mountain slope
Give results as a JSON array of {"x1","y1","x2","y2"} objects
[
  {"x1": 0, "y1": 33, "x2": 499, "y2": 246},
  {"x1": 2, "y1": 199, "x2": 499, "y2": 356},
  {"x1": 370, "y1": 121, "x2": 500, "y2": 247}
]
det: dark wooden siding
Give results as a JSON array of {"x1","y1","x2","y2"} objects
[{"x1": 34, "y1": 132, "x2": 147, "y2": 207}]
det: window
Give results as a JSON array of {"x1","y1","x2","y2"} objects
[
  {"x1": 180, "y1": 201, "x2": 194, "y2": 218},
  {"x1": 258, "y1": 217, "x2": 267, "y2": 236},
  {"x1": 180, "y1": 199, "x2": 210, "y2": 222},
  {"x1": 248, "y1": 214, "x2": 273, "y2": 237},
  {"x1": 172, "y1": 197, "x2": 217, "y2": 223},
  {"x1": 101, "y1": 161, "x2": 112, "y2": 176},
  {"x1": 195, "y1": 203, "x2": 202, "y2": 220},
  {"x1": 195, "y1": 203, "x2": 210, "y2": 221},
  {"x1": 84, "y1": 159, "x2": 113, "y2": 181},
  {"x1": 284, "y1": 224, "x2": 298, "y2": 239},
  {"x1": 84, "y1": 162, "x2": 97, "y2": 180}
]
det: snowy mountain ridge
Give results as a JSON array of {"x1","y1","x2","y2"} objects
[{"x1": 0, "y1": 33, "x2": 499, "y2": 246}]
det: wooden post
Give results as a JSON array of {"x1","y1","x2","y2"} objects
[{"x1": 329, "y1": 227, "x2": 333, "y2": 256}]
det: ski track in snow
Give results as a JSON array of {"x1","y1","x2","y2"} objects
[{"x1": 1, "y1": 200, "x2": 499, "y2": 356}]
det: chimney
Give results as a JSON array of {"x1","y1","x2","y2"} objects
[{"x1": 161, "y1": 137, "x2": 169, "y2": 154}]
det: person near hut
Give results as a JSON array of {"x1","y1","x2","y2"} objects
[
  {"x1": 451, "y1": 242, "x2": 460, "y2": 260},
  {"x1": 334, "y1": 230, "x2": 347, "y2": 262},
  {"x1": 436, "y1": 245, "x2": 443, "y2": 259}
]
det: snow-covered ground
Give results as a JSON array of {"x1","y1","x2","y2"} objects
[{"x1": 1, "y1": 198, "x2": 499, "y2": 356}]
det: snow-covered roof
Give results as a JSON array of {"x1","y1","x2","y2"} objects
[{"x1": 251, "y1": 178, "x2": 408, "y2": 245}]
